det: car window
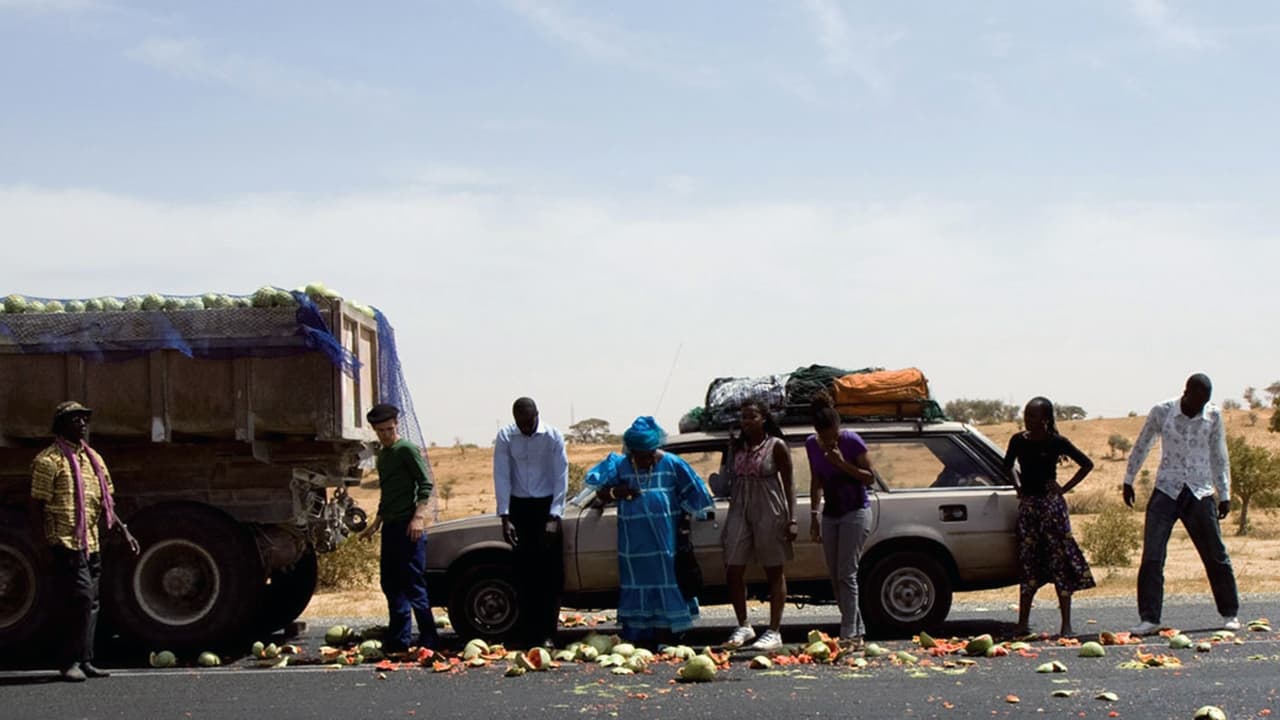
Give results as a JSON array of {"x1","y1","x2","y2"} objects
[
  {"x1": 568, "y1": 485, "x2": 598, "y2": 508},
  {"x1": 788, "y1": 444, "x2": 812, "y2": 496},
  {"x1": 666, "y1": 447, "x2": 731, "y2": 498},
  {"x1": 865, "y1": 437, "x2": 997, "y2": 490}
]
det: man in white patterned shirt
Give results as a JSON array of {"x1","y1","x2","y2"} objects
[{"x1": 1122, "y1": 374, "x2": 1239, "y2": 635}]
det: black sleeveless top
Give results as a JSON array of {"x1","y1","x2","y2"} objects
[{"x1": 1003, "y1": 433, "x2": 1089, "y2": 497}]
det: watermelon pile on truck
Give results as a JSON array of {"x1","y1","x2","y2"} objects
[{"x1": 0, "y1": 285, "x2": 416, "y2": 652}]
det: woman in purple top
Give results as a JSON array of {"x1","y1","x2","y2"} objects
[{"x1": 805, "y1": 391, "x2": 877, "y2": 646}]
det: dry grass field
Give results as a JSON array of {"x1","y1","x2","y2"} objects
[{"x1": 306, "y1": 408, "x2": 1280, "y2": 618}]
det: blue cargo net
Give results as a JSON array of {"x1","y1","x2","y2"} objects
[{"x1": 373, "y1": 308, "x2": 424, "y2": 449}]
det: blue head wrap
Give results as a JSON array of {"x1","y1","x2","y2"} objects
[{"x1": 623, "y1": 416, "x2": 666, "y2": 453}]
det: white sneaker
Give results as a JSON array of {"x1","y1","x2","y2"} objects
[
  {"x1": 1130, "y1": 620, "x2": 1161, "y2": 635},
  {"x1": 1223, "y1": 616, "x2": 1242, "y2": 631},
  {"x1": 748, "y1": 629, "x2": 784, "y2": 651},
  {"x1": 724, "y1": 625, "x2": 756, "y2": 648}
]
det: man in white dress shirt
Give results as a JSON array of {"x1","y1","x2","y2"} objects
[
  {"x1": 493, "y1": 397, "x2": 569, "y2": 647},
  {"x1": 1122, "y1": 374, "x2": 1240, "y2": 635}
]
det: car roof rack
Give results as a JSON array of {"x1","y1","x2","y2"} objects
[
  {"x1": 779, "y1": 400, "x2": 947, "y2": 423},
  {"x1": 690, "y1": 400, "x2": 948, "y2": 433}
]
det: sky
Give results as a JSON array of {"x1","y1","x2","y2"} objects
[{"x1": 2, "y1": 0, "x2": 1279, "y2": 445}]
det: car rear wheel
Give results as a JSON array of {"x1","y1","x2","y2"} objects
[
  {"x1": 863, "y1": 550, "x2": 952, "y2": 636},
  {"x1": 448, "y1": 561, "x2": 521, "y2": 642}
]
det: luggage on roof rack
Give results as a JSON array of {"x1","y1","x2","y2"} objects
[
  {"x1": 704, "y1": 374, "x2": 789, "y2": 427},
  {"x1": 692, "y1": 366, "x2": 946, "y2": 431},
  {"x1": 832, "y1": 368, "x2": 939, "y2": 419}
]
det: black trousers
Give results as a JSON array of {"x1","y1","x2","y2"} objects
[
  {"x1": 1138, "y1": 486, "x2": 1239, "y2": 623},
  {"x1": 50, "y1": 546, "x2": 101, "y2": 668},
  {"x1": 509, "y1": 496, "x2": 564, "y2": 642}
]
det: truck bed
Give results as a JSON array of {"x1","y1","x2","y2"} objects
[{"x1": 0, "y1": 300, "x2": 380, "y2": 445}]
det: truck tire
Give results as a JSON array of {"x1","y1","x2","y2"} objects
[
  {"x1": 106, "y1": 503, "x2": 264, "y2": 651},
  {"x1": 863, "y1": 550, "x2": 952, "y2": 637},
  {"x1": 257, "y1": 548, "x2": 318, "y2": 634},
  {"x1": 0, "y1": 519, "x2": 51, "y2": 649},
  {"x1": 448, "y1": 561, "x2": 521, "y2": 642}
]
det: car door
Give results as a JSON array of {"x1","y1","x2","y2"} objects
[
  {"x1": 571, "y1": 492, "x2": 620, "y2": 592},
  {"x1": 663, "y1": 444, "x2": 729, "y2": 587},
  {"x1": 671, "y1": 437, "x2": 821, "y2": 586},
  {"x1": 780, "y1": 438, "x2": 826, "y2": 585},
  {"x1": 864, "y1": 433, "x2": 1018, "y2": 586}
]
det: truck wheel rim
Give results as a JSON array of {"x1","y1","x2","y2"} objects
[
  {"x1": 469, "y1": 578, "x2": 517, "y2": 633},
  {"x1": 0, "y1": 543, "x2": 36, "y2": 631},
  {"x1": 134, "y1": 539, "x2": 221, "y2": 626},
  {"x1": 881, "y1": 566, "x2": 934, "y2": 623}
]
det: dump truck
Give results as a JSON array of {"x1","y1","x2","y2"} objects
[{"x1": 0, "y1": 288, "x2": 419, "y2": 651}]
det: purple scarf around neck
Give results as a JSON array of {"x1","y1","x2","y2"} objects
[{"x1": 55, "y1": 437, "x2": 115, "y2": 555}]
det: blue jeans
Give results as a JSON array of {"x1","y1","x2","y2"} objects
[
  {"x1": 380, "y1": 519, "x2": 438, "y2": 649},
  {"x1": 1138, "y1": 487, "x2": 1238, "y2": 623},
  {"x1": 821, "y1": 507, "x2": 873, "y2": 640}
]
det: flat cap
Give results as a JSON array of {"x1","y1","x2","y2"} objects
[{"x1": 366, "y1": 403, "x2": 400, "y2": 425}]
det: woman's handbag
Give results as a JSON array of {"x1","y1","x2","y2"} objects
[{"x1": 674, "y1": 513, "x2": 703, "y2": 600}]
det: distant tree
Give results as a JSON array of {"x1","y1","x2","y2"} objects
[
  {"x1": 1227, "y1": 435, "x2": 1280, "y2": 536},
  {"x1": 1245, "y1": 386, "x2": 1264, "y2": 410},
  {"x1": 1128, "y1": 411, "x2": 1138, "y2": 418},
  {"x1": 438, "y1": 478, "x2": 457, "y2": 510},
  {"x1": 943, "y1": 399, "x2": 1018, "y2": 425},
  {"x1": 1222, "y1": 398, "x2": 1242, "y2": 411},
  {"x1": 568, "y1": 418, "x2": 613, "y2": 444},
  {"x1": 1055, "y1": 405, "x2": 1088, "y2": 422},
  {"x1": 1267, "y1": 382, "x2": 1280, "y2": 405},
  {"x1": 943, "y1": 400, "x2": 975, "y2": 423},
  {"x1": 1272, "y1": 398, "x2": 1280, "y2": 434},
  {"x1": 1107, "y1": 433, "x2": 1132, "y2": 459}
]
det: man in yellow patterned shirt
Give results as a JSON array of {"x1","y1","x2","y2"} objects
[{"x1": 29, "y1": 401, "x2": 120, "y2": 682}]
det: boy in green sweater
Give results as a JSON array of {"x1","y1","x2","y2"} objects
[{"x1": 359, "y1": 403, "x2": 439, "y2": 650}]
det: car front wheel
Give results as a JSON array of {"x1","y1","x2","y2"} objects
[
  {"x1": 863, "y1": 550, "x2": 952, "y2": 636},
  {"x1": 448, "y1": 561, "x2": 521, "y2": 642}
]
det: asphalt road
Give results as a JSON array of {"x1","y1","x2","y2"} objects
[{"x1": 5, "y1": 596, "x2": 1279, "y2": 720}]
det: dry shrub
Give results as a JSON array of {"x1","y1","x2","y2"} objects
[
  {"x1": 568, "y1": 462, "x2": 586, "y2": 498},
  {"x1": 317, "y1": 536, "x2": 381, "y2": 591},
  {"x1": 1080, "y1": 502, "x2": 1142, "y2": 568},
  {"x1": 1066, "y1": 486, "x2": 1112, "y2": 515}
]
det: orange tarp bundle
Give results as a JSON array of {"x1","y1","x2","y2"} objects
[{"x1": 832, "y1": 368, "x2": 931, "y2": 417}]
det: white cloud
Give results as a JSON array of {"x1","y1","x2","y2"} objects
[
  {"x1": 126, "y1": 37, "x2": 395, "y2": 105},
  {"x1": 505, "y1": 0, "x2": 720, "y2": 87},
  {"x1": 0, "y1": 0, "x2": 102, "y2": 12},
  {"x1": 801, "y1": 0, "x2": 899, "y2": 95},
  {"x1": 660, "y1": 174, "x2": 698, "y2": 196},
  {"x1": 2, "y1": 184, "x2": 1276, "y2": 445},
  {"x1": 506, "y1": 0, "x2": 635, "y2": 67},
  {"x1": 1130, "y1": 0, "x2": 1211, "y2": 49}
]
